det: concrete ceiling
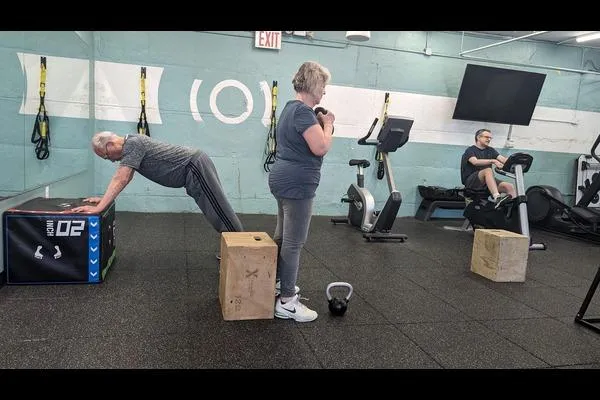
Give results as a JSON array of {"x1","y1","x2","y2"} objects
[{"x1": 466, "y1": 31, "x2": 600, "y2": 49}]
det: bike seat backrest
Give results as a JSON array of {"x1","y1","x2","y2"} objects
[
  {"x1": 349, "y1": 159, "x2": 370, "y2": 168},
  {"x1": 503, "y1": 152, "x2": 533, "y2": 174},
  {"x1": 377, "y1": 129, "x2": 409, "y2": 153},
  {"x1": 376, "y1": 117, "x2": 413, "y2": 153}
]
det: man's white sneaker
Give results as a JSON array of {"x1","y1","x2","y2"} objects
[
  {"x1": 275, "y1": 280, "x2": 300, "y2": 297},
  {"x1": 274, "y1": 294, "x2": 318, "y2": 322},
  {"x1": 494, "y1": 193, "x2": 511, "y2": 209}
]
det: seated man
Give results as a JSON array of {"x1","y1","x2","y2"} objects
[{"x1": 460, "y1": 128, "x2": 516, "y2": 209}]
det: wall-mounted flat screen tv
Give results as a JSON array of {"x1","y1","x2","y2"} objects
[{"x1": 452, "y1": 64, "x2": 546, "y2": 126}]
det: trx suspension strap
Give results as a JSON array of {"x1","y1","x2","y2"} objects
[
  {"x1": 263, "y1": 80, "x2": 278, "y2": 172},
  {"x1": 376, "y1": 92, "x2": 390, "y2": 180},
  {"x1": 137, "y1": 66, "x2": 150, "y2": 136},
  {"x1": 31, "y1": 56, "x2": 50, "y2": 160}
]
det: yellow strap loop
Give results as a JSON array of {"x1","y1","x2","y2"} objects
[
  {"x1": 40, "y1": 60, "x2": 47, "y2": 99},
  {"x1": 140, "y1": 68, "x2": 146, "y2": 105},
  {"x1": 31, "y1": 56, "x2": 50, "y2": 160},
  {"x1": 137, "y1": 66, "x2": 150, "y2": 136}
]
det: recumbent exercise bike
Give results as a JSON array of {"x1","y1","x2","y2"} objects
[
  {"x1": 331, "y1": 115, "x2": 413, "y2": 242},
  {"x1": 461, "y1": 152, "x2": 546, "y2": 251}
]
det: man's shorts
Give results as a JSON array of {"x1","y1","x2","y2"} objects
[{"x1": 465, "y1": 171, "x2": 501, "y2": 192}]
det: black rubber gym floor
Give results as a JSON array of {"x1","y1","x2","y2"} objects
[{"x1": 1, "y1": 212, "x2": 600, "y2": 369}]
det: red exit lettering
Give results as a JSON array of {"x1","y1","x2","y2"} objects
[{"x1": 255, "y1": 31, "x2": 281, "y2": 50}]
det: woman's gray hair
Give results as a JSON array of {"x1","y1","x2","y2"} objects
[
  {"x1": 91, "y1": 131, "x2": 117, "y2": 151},
  {"x1": 292, "y1": 61, "x2": 331, "y2": 97}
]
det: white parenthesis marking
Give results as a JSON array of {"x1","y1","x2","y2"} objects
[
  {"x1": 259, "y1": 80, "x2": 272, "y2": 127},
  {"x1": 190, "y1": 79, "x2": 203, "y2": 122},
  {"x1": 210, "y1": 79, "x2": 253, "y2": 124}
]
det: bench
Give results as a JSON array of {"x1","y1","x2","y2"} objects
[{"x1": 414, "y1": 185, "x2": 466, "y2": 221}]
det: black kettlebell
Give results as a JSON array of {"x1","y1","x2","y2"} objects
[
  {"x1": 314, "y1": 107, "x2": 334, "y2": 135},
  {"x1": 326, "y1": 282, "x2": 353, "y2": 316}
]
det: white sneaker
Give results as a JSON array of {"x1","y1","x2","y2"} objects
[
  {"x1": 493, "y1": 193, "x2": 511, "y2": 209},
  {"x1": 275, "y1": 280, "x2": 300, "y2": 297},
  {"x1": 275, "y1": 294, "x2": 318, "y2": 322}
]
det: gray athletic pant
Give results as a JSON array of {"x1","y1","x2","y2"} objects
[
  {"x1": 185, "y1": 151, "x2": 244, "y2": 233},
  {"x1": 272, "y1": 197, "x2": 313, "y2": 298}
]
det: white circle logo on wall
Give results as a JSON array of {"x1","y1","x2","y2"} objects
[
  {"x1": 210, "y1": 79, "x2": 253, "y2": 125},
  {"x1": 190, "y1": 79, "x2": 272, "y2": 127}
]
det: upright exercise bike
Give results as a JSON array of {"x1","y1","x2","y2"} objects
[
  {"x1": 462, "y1": 152, "x2": 546, "y2": 251},
  {"x1": 331, "y1": 115, "x2": 413, "y2": 242}
]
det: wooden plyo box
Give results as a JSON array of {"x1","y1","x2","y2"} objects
[
  {"x1": 470, "y1": 229, "x2": 530, "y2": 282},
  {"x1": 219, "y1": 232, "x2": 278, "y2": 321}
]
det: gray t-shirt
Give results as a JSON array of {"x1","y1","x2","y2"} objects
[
  {"x1": 268, "y1": 100, "x2": 322, "y2": 199},
  {"x1": 120, "y1": 134, "x2": 199, "y2": 188}
]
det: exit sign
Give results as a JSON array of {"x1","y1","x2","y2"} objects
[{"x1": 255, "y1": 31, "x2": 282, "y2": 50}]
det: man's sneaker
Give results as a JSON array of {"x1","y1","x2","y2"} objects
[
  {"x1": 275, "y1": 294, "x2": 318, "y2": 322},
  {"x1": 275, "y1": 280, "x2": 300, "y2": 297},
  {"x1": 494, "y1": 193, "x2": 511, "y2": 209}
]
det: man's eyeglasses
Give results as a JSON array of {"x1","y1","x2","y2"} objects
[{"x1": 480, "y1": 136, "x2": 493, "y2": 140}]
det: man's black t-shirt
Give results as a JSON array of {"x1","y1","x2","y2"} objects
[{"x1": 460, "y1": 145, "x2": 500, "y2": 184}]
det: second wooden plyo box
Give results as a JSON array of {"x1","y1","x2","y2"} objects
[
  {"x1": 470, "y1": 229, "x2": 530, "y2": 282},
  {"x1": 218, "y1": 232, "x2": 278, "y2": 320}
]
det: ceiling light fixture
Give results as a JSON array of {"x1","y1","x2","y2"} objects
[
  {"x1": 576, "y1": 32, "x2": 600, "y2": 43},
  {"x1": 345, "y1": 31, "x2": 370, "y2": 42}
]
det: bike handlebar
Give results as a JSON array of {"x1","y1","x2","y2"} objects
[{"x1": 591, "y1": 133, "x2": 600, "y2": 164}]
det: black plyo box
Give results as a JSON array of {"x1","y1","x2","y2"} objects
[{"x1": 3, "y1": 197, "x2": 116, "y2": 284}]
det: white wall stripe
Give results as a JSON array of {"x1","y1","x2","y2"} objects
[{"x1": 319, "y1": 85, "x2": 600, "y2": 154}]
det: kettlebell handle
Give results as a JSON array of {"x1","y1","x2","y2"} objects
[
  {"x1": 314, "y1": 107, "x2": 335, "y2": 135},
  {"x1": 326, "y1": 282, "x2": 353, "y2": 301}
]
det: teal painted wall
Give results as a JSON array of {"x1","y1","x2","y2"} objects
[
  {"x1": 0, "y1": 31, "x2": 93, "y2": 198},
  {"x1": 91, "y1": 31, "x2": 600, "y2": 216},
  {"x1": 3, "y1": 31, "x2": 598, "y2": 217}
]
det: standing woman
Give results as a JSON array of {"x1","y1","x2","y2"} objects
[{"x1": 268, "y1": 61, "x2": 335, "y2": 322}]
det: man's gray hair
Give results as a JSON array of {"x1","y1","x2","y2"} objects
[{"x1": 92, "y1": 131, "x2": 117, "y2": 151}]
